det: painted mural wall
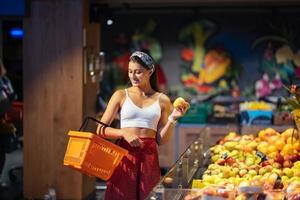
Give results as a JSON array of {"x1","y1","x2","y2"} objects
[{"x1": 100, "y1": 7, "x2": 300, "y2": 101}]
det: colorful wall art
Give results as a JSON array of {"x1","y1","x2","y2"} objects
[{"x1": 101, "y1": 8, "x2": 300, "y2": 98}]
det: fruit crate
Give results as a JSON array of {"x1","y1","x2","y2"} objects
[
  {"x1": 178, "y1": 103, "x2": 213, "y2": 124},
  {"x1": 64, "y1": 131, "x2": 128, "y2": 180}
]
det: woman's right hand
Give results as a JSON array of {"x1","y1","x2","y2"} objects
[{"x1": 123, "y1": 132, "x2": 144, "y2": 148}]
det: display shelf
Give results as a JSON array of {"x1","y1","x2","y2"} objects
[
  {"x1": 147, "y1": 134, "x2": 211, "y2": 200},
  {"x1": 174, "y1": 124, "x2": 238, "y2": 161},
  {"x1": 158, "y1": 123, "x2": 293, "y2": 168},
  {"x1": 150, "y1": 124, "x2": 298, "y2": 200}
]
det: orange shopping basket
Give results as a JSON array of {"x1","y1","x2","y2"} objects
[{"x1": 63, "y1": 117, "x2": 128, "y2": 180}]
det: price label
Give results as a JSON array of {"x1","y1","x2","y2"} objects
[
  {"x1": 221, "y1": 152, "x2": 228, "y2": 159},
  {"x1": 274, "y1": 174, "x2": 283, "y2": 189},
  {"x1": 256, "y1": 151, "x2": 267, "y2": 162}
]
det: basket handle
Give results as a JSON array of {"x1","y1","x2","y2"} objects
[{"x1": 79, "y1": 116, "x2": 109, "y2": 132}]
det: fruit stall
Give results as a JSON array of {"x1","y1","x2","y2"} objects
[
  {"x1": 158, "y1": 99, "x2": 294, "y2": 168},
  {"x1": 147, "y1": 127, "x2": 300, "y2": 200}
]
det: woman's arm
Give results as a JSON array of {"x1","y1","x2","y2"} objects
[
  {"x1": 156, "y1": 94, "x2": 188, "y2": 145},
  {"x1": 96, "y1": 90, "x2": 124, "y2": 139},
  {"x1": 156, "y1": 95, "x2": 176, "y2": 145}
]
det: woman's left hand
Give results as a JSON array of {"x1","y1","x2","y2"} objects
[{"x1": 170, "y1": 104, "x2": 189, "y2": 120}]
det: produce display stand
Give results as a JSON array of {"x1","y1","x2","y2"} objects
[
  {"x1": 147, "y1": 129, "x2": 211, "y2": 200},
  {"x1": 147, "y1": 126, "x2": 299, "y2": 200}
]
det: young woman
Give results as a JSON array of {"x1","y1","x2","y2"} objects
[{"x1": 97, "y1": 51, "x2": 188, "y2": 200}]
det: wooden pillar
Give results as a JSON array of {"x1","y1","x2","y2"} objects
[{"x1": 23, "y1": 0, "x2": 98, "y2": 199}]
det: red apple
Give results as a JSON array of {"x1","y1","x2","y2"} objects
[
  {"x1": 217, "y1": 189, "x2": 229, "y2": 198},
  {"x1": 248, "y1": 165, "x2": 259, "y2": 171},
  {"x1": 216, "y1": 158, "x2": 226, "y2": 165},
  {"x1": 262, "y1": 160, "x2": 271, "y2": 167},
  {"x1": 203, "y1": 187, "x2": 217, "y2": 196},
  {"x1": 274, "y1": 153, "x2": 284, "y2": 165},
  {"x1": 225, "y1": 156, "x2": 236, "y2": 165},
  {"x1": 289, "y1": 154, "x2": 300, "y2": 163},
  {"x1": 263, "y1": 182, "x2": 274, "y2": 191},
  {"x1": 272, "y1": 162, "x2": 282, "y2": 169},
  {"x1": 284, "y1": 155, "x2": 291, "y2": 161},
  {"x1": 283, "y1": 160, "x2": 293, "y2": 168},
  {"x1": 289, "y1": 193, "x2": 300, "y2": 200}
]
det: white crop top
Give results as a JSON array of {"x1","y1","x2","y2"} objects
[{"x1": 120, "y1": 89, "x2": 161, "y2": 131}]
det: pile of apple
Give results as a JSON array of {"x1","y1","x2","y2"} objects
[{"x1": 198, "y1": 127, "x2": 300, "y2": 197}]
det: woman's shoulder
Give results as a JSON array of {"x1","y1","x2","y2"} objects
[
  {"x1": 158, "y1": 92, "x2": 171, "y2": 104},
  {"x1": 111, "y1": 89, "x2": 126, "y2": 100},
  {"x1": 114, "y1": 88, "x2": 126, "y2": 95}
]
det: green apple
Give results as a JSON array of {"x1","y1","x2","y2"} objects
[
  {"x1": 248, "y1": 169, "x2": 257, "y2": 176},
  {"x1": 239, "y1": 169, "x2": 248, "y2": 177},
  {"x1": 259, "y1": 167, "x2": 268, "y2": 175},
  {"x1": 283, "y1": 168, "x2": 294, "y2": 178}
]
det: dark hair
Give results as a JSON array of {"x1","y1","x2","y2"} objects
[{"x1": 129, "y1": 54, "x2": 159, "y2": 91}]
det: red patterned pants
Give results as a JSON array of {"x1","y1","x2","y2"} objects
[{"x1": 105, "y1": 138, "x2": 161, "y2": 200}]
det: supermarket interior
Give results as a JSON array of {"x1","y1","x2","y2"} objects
[{"x1": 1, "y1": 0, "x2": 300, "y2": 199}]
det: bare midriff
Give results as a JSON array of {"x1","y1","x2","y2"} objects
[{"x1": 121, "y1": 127, "x2": 157, "y2": 138}]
